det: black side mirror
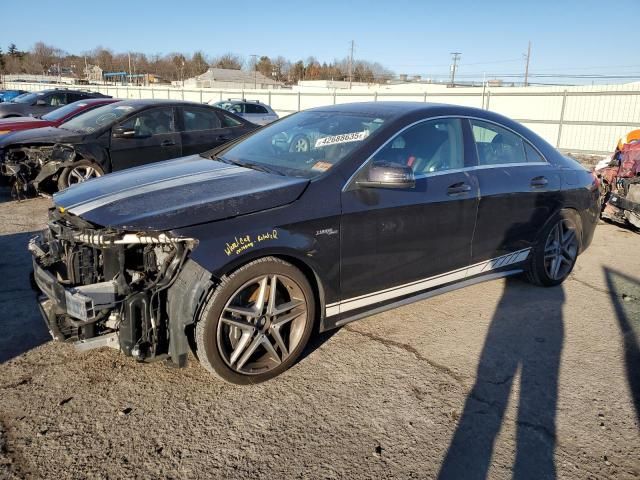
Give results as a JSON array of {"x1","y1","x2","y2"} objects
[
  {"x1": 112, "y1": 126, "x2": 136, "y2": 138},
  {"x1": 35, "y1": 99, "x2": 47, "y2": 106},
  {"x1": 357, "y1": 161, "x2": 416, "y2": 189}
]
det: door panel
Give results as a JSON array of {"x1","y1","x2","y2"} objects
[
  {"x1": 179, "y1": 106, "x2": 232, "y2": 156},
  {"x1": 340, "y1": 117, "x2": 478, "y2": 304},
  {"x1": 472, "y1": 164, "x2": 561, "y2": 262},
  {"x1": 341, "y1": 172, "x2": 479, "y2": 301},
  {"x1": 110, "y1": 107, "x2": 181, "y2": 171}
]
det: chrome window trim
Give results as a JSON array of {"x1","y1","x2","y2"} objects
[{"x1": 342, "y1": 114, "x2": 550, "y2": 192}]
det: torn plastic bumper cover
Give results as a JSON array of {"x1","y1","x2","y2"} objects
[{"x1": 29, "y1": 212, "x2": 209, "y2": 366}]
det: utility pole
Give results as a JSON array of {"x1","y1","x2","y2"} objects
[
  {"x1": 348, "y1": 40, "x2": 354, "y2": 89},
  {"x1": 250, "y1": 54, "x2": 258, "y2": 89},
  {"x1": 524, "y1": 41, "x2": 531, "y2": 87},
  {"x1": 449, "y1": 52, "x2": 461, "y2": 87},
  {"x1": 128, "y1": 52, "x2": 132, "y2": 86}
]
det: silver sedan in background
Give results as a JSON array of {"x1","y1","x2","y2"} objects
[{"x1": 209, "y1": 99, "x2": 279, "y2": 125}]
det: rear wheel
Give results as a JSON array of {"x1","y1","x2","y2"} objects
[
  {"x1": 195, "y1": 257, "x2": 315, "y2": 384},
  {"x1": 526, "y1": 211, "x2": 581, "y2": 286},
  {"x1": 57, "y1": 159, "x2": 104, "y2": 191}
]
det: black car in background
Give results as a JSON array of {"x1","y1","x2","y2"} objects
[
  {"x1": 0, "y1": 89, "x2": 111, "y2": 118},
  {"x1": 0, "y1": 99, "x2": 256, "y2": 194},
  {"x1": 29, "y1": 102, "x2": 600, "y2": 384}
]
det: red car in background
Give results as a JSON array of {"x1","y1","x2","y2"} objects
[{"x1": 0, "y1": 98, "x2": 119, "y2": 136}]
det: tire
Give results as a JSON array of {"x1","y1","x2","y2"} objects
[
  {"x1": 289, "y1": 135, "x2": 310, "y2": 153},
  {"x1": 195, "y1": 257, "x2": 316, "y2": 384},
  {"x1": 525, "y1": 210, "x2": 581, "y2": 287},
  {"x1": 57, "y1": 159, "x2": 104, "y2": 191}
]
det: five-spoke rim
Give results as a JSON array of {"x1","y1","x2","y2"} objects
[
  {"x1": 544, "y1": 219, "x2": 578, "y2": 280},
  {"x1": 217, "y1": 274, "x2": 307, "y2": 375},
  {"x1": 68, "y1": 166, "x2": 101, "y2": 184}
]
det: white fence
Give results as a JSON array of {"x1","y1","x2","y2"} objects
[{"x1": 5, "y1": 81, "x2": 640, "y2": 155}]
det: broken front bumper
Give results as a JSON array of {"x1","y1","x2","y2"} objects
[{"x1": 32, "y1": 256, "x2": 118, "y2": 323}]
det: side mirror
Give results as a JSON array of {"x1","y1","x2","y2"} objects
[
  {"x1": 357, "y1": 161, "x2": 415, "y2": 189},
  {"x1": 112, "y1": 126, "x2": 136, "y2": 138},
  {"x1": 35, "y1": 99, "x2": 47, "y2": 106}
]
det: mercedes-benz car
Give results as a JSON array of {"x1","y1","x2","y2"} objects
[{"x1": 29, "y1": 102, "x2": 600, "y2": 384}]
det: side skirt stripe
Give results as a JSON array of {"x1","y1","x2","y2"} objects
[{"x1": 326, "y1": 248, "x2": 530, "y2": 316}]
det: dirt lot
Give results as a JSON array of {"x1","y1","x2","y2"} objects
[{"x1": 0, "y1": 187, "x2": 638, "y2": 480}]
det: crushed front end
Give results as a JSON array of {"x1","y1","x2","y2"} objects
[
  {"x1": 1, "y1": 144, "x2": 75, "y2": 197},
  {"x1": 30, "y1": 207, "x2": 198, "y2": 364}
]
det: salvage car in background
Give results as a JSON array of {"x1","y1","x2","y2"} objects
[
  {"x1": 0, "y1": 89, "x2": 29, "y2": 103},
  {"x1": 595, "y1": 129, "x2": 640, "y2": 231},
  {"x1": 210, "y1": 99, "x2": 279, "y2": 125},
  {"x1": 0, "y1": 99, "x2": 256, "y2": 195},
  {"x1": 0, "y1": 98, "x2": 119, "y2": 135},
  {"x1": 30, "y1": 102, "x2": 600, "y2": 384},
  {"x1": 0, "y1": 89, "x2": 111, "y2": 118}
]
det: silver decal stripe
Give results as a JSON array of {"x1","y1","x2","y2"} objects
[
  {"x1": 325, "y1": 248, "x2": 530, "y2": 316},
  {"x1": 64, "y1": 164, "x2": 241, "y2": 211},
  {"x1": 68, "y1": 166, "x2": 246, "y2": 216}
]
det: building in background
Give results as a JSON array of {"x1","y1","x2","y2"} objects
[{"x1": 183, "y1": 67, "x2": 282, "y2": 89}]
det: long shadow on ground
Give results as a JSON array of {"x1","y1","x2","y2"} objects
[
  {"x1": 603, "y1": 267, "x2": 640, "y2": 425},
  {"x1": 0, "y1": 231, "x2": 49, "y2": 363}
]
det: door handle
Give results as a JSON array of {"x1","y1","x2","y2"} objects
[
  {"x1": 216, "y1": 135, "x2": 231, "y2": 142},
  {"x1": 530, "y1": 176, "x2": 548, "y2": 188},
  {"x1": 160, "y1": 140, "x2": 176, "y2": 147},
  {"x1": 447, "y1": 182, "x2": 472, "y2": 196}
]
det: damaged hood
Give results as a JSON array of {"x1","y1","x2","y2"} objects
[
  {"x1": 0, "y1": 126, "x2": 85, "y2": 147},
  {"x1": 53, "y1": 155, "x2": 309, "y2": 230}
]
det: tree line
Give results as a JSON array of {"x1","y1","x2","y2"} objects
[{"x1": 0, "y1": 42, "x2": 394, "y2": 84}]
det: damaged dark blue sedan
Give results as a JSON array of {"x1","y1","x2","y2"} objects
[{"x1": 30, "y1": 102, "x2": 600, "y2": 384}]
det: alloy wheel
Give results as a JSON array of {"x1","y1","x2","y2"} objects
[
  {"x1": 68, "y1": 165, "x2": 101, "y2": 184},
  {"x1": 543, "y1": 219, "x2": 578, "y2": 280},
  {"x1": 216, "y1": 274, "x2": 308, "y2": 375}
]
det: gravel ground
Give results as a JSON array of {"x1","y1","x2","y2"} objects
[{"x1": 0, "y1": 187, "x2": 638, "y2": 479}]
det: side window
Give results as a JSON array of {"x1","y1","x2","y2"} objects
[
  {"x1": 46, "y1": 93, "x2": 67, "y2": 107},
  {"x1": 371, "y1": 118, "x2": 464, "y2": 174},
  {"x1": 244, "y1": 103, "x2": 268, "y2": 114},
  {"x1": 182, "y1": 107, "x2": 221, "y2": 131},
  {"x1": 219, "y1": 113, "x2": 243, "y2": 128},
  {"x1": 524, "y1": 142, "x2": 545, "y2": 163},
  {"x1": 229, "y1": 103, "x2": 243, "y2": 114},
  {"x1": 470, "y1": 120, "x2": 527, "y2": 165},
  {"x1": 117, "y1": 107, "x2": 176, "y2": 138}
]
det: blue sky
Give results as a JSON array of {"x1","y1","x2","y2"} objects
[{"x1": 3, "y1": 0, "x2": 638, "y2": 81}]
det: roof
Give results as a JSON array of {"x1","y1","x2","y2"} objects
[
  {"x1": 307, "y1": 101, "x2": 520, "y2": 127},
  {"x1": 194, "y1": 67, "x2": 280, "y2": 85},
  {"x1": 108, "y1": 99, "x2": 224, "y2": 108}
]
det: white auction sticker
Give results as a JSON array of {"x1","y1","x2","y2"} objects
[{"x1": 315, "y1": 131, "x2": 369, "y2": 148}]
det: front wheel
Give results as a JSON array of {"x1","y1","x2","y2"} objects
[
  {"x1": 195, "y1": 257, "x2": 316, "y2": 384},
  {"x1": 526, "y1": 211, "x2": 581, "y2": 287},
  {"x1": 57, "y1": 159, "x2": 104, "y2": 191}
]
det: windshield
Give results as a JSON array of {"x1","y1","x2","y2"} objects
[
  {"x1": 61, "y1": 103, "x2": 136, "y2": 134},
  {"x1": 12, "y1": 92, "x2": 41, "y2": 104},
  {"x1": 214, "y1": 111, "x2": 386, "y2": 178},
  {"x1": 42, "y1": 101, "x2": 91, "y2": 122}
]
